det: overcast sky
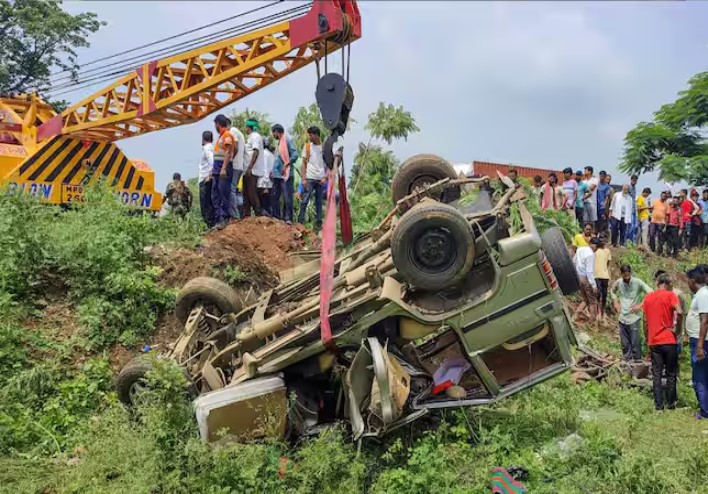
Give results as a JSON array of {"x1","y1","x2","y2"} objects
[{"x1": 61, "y1": 1, "x2": 708, "y2": 193}]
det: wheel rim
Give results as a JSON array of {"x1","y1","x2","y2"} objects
[
  {"x1": 129, "y1": 379, "x2": 146, "y2": 402},
  {"x1": 409, "y1": 174, "x2": 439, "y2": 194},
  {"x1": 410, "y1": 227, "x2": 457, "y2": 273}
]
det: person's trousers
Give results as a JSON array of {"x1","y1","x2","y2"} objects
[
  {"x1": 211, "y1": 162, "x2": 233, "y2": 225},
  {"x1": 241, "y1": 172, "x2": 261, "y2": 218},
  {"x1": 650, "y1": 222, "x2": 664, "y2": 253},
  {"x1": 298, "y1": 179, "x2": 324, "y2": 228},
  {"x1": 596, "y1": 216, "x2": 608, "y2": 237},
  {"x1": 257, "y1": 188, "x2": 271, "y2": 216},
  {"x1": 682, "y1": 222, "x2": 692, "y2": 250},
  {"x1": 650, "y1": 344, "x2": 678, "y2": 410},
  {"x1": 690, "y1": 338, "x2": 708, "y2": 418},
  {"x1": 199, "y1": 180, "x2": 214, "y2": 228},
  {"x1": 271, "y1": 176, "x2": 294, "y2": 223},
  {"x1": 575, "y1": 206, "x2": 584, "y2": 226},
  {"x1": 700, "y1": 223, "x2": 708, "y2": 249},
  {"x1": 229, "y1": 169, "x2": 243, "y2": 219},
  {"x1": 619, "y1": 321, "x2": 642, "y2": 361},
  {"x1": 665, "y1": 225, "x2": 681, "y2": 257},
  {"x1": 596, "y1": 278, "x2": 609, "y2": 313},
  {"x1": 640, "y1": 219, "x2": 650, "y2": 248},
  {"x1": 610, "y1": 217, "x2": 627, "y2": 246}
]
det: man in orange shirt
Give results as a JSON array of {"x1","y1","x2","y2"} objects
[
  {"x1": 212, "y1": 114, "x2": 235, "y2": 229},
  {"x1": 649, "y1": 191, "x2": 668, "y2": 254},
  {"x1": 643, "y1": 273, "x2": 683, "y2": 411}
]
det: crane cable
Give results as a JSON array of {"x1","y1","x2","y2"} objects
[
  {"x1": 47, "y1": 3, "x2": 309, "y2": 88},
  {"x1": 45, "y1": 4, "x2": 309, "y2": 97},
  {"x1": 45, "y1": 4, "x2": 310, "y2": 97},
  {"x1": 48, "y1": 0, "x2": 287, "y2": 79}
]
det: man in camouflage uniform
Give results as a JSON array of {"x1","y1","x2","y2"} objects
[{"x1": 165, "y1": 172, "x2": 193, "y2": 219}]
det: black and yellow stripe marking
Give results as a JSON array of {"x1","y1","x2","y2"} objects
[{"x1": 16, "y1": 138, "x2": 146, "y2": 192}]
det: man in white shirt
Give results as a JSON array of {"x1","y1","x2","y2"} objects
[
  {"x1": 258, "y1": 138, "x2": 275, "y2": 216},
  {"x1": 297, "y1": 126, "x2": 327, "y2": 229},
  {"x1": 686, "y1": 267, "x2": 708, "y2": 418},
  {"x1": 609, "y1": 184, "x2": 633, "y2": 247},
  {"x1": 243, "y1": 119, "x2": 265, "y2": 217},
  {"x1": 572, "y1": 237, "x2": 600, "y2": 323},
  {"x1": 582, "y1": 166, "x2": 599, "y2": 226},
  {"x1": 229, "y1": 123, "x2": 246, "y2": 219},
  {"x1": 198, "y1": 130, "x2": 215, "y2": 228}
]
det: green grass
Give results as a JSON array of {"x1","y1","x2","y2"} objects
[{"x1": 4, "y1": 183, "x2": 708, "y2": 493}]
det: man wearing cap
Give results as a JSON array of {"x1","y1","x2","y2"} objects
[
  {"x1": 561, "y1": 168, "x2": 578, "y2": 217},
  {"x1": 243, "y1": 119, "x2": 265, "y2": 217},
  {"x1": 212, "y1": 114, "x2": 235, "y2": 229}
]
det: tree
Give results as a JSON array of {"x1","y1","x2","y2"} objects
[
  {"x1": 227, "y1": 108, "x2": 273, "y2": 139},
  {"x1": 0, "y1": 0, "x2": 103, "y2": 101},
  {"x1": 351, "y1": 102, "x2": 419, "y2": 193},
  {"x1": 289, "y1": 103, "x2": 326, "y2": 151},
  {"x1": 620, "y1": 71, "x2": 708, "y2": 185}
]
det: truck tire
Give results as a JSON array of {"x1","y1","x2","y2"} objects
[
  {"x1": 175, "y1": 277, "x2": 241, "y2": 325},
  {"x1": 541, "y1": 227, "x2": 580, "y2": 295},
  {"x1": 115, "y1": 356, "x2": 196, "y2": 406},
  {"x1": 391, "y1": 154, "x2": 461, "y2": 210},
  {"x1": 115, "y1": 355, "x2": 155, "y2": 406},
  {"x1": 391, "y1": 202, "x2": 475, "y2": 291}
]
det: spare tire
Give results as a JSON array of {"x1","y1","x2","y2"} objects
[
  {"x1": 391, "y1": 154, "x2": 461, "y2": 210},
  {"x1": 391, "y1": 202, "x2": 475, "y2": 291},
  {"x1": 175, "y1": 277, "x2": 242, "y2": 325},
  {"x1": 541, "y1": 227, "x2": 580, "y2": 295}
]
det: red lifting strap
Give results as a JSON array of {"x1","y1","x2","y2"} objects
[{"x1": 319, "y1": 169, "x2": 338, "y2": 348}]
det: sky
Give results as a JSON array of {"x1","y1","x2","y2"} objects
[{"x1": 60, "y1": 1, "x2": 708, "y2": 193}]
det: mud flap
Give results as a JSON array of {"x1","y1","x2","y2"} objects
[{"x1": 343, "y1": 337, "x2": 411, "y2": 440}]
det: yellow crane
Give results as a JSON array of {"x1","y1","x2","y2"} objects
[{"x1": 0, "y1": 1, "x2": 361, "y2": 212}]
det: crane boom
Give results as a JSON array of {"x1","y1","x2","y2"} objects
[{"x1": 38, "y1": 1, "x2": 361, "y2": 143}]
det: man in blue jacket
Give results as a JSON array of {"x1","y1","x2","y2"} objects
[{"x1": 270, "y1": 124, "x2": 299, "y2": 224}]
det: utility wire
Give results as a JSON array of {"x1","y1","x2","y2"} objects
[
  {"x1": 47, "y1": 4, "x2": 308, "y2": 90},
  {"x1": 48, "y1": 0, "x2": 286, "y2": 78},
  {"x1": 45, "y1": 5, "x2": 309, "y2": 97}
]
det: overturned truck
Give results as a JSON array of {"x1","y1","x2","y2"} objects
[{"x1": 117, "y1": 154, "x2": 580, "y2": 443}]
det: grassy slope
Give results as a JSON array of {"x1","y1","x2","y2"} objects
[{"x1": 3, "y1": 190, "x2": 708, "y2": 493}]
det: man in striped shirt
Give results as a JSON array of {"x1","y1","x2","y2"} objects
[{"x1": 212, "y1": 114, "x2": 235, "y2": 230}]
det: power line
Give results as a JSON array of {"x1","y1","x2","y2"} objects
[
  {"x1": 48, "y1": 0, "x2": 286, "y2": 78},
  {"x1": 47, "y1": 4, "x2": 308, "y2": 91}
]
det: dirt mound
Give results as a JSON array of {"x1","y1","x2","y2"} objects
[{"x1": 153, "y1": 216, "x2": 314, "y2": 291}]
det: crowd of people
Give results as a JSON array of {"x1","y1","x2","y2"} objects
[
  {"x1": 524, "y1": 166, "x2": 708, "y2": 257},
  {"x1": 165, "y1": 114, "x2": 331, "y2": 231},
  {"x1": 572, "y1": 232, "x2": 708, "y2": 418}
]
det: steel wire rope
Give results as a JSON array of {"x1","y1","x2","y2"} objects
[
  {"x1": 47, "y1": 3, "x2": 309, "y2": 88},
  {"x1": 45, "y1": 5, "x2": 310, "y2": 96},
  {"x1": 48, "y1": 0, "x2": 286, "y2": 78}
]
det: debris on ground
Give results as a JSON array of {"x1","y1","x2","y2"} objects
[{"x1": 571, "y1": 346, "x2": 650, "y2": 387}]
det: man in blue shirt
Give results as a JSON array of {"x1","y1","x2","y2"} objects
[
  {"x1": 699, "y1": 189, "x2": 708, "y2": 249},
  {"x1": 596, "y1": 170, "x2": 611, "y2": 237},
  {"x1": 270, "y1": 124, "x2": 299, "y2": 224}
]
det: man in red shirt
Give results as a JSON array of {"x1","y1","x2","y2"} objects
[
  {"x1": 680, "y1": 188, "x2": 700, "y2": 251},
  {"x1": 664, "y1": 196, "x2": 684, "y2": 258},
  {"x1": 643, "y1": 273, "x2": 684, "y2": 411}
]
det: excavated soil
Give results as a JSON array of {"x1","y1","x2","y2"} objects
[{"x1": 152, "y1": 216, "x2": 315, "y2": 291}]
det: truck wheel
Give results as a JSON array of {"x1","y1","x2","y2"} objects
[
  {"x1": 115, "y1": 356, "x2": 196, "y2": 406},
  {"x1": 115, "y1": 356, "x2": 155, "y2": 406},
  {"x1": 175, "y1": 277, "x2": 242, "y2": 325},
  {"x1": 391, "y1": 203, "x2": 475, "y2": 291},
  {"x1": 391, "y1": 154, "x2": 461, "y2": 211},
  {"x1": 541, "y1": 227, "x2": 580, "y2": 295}
]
